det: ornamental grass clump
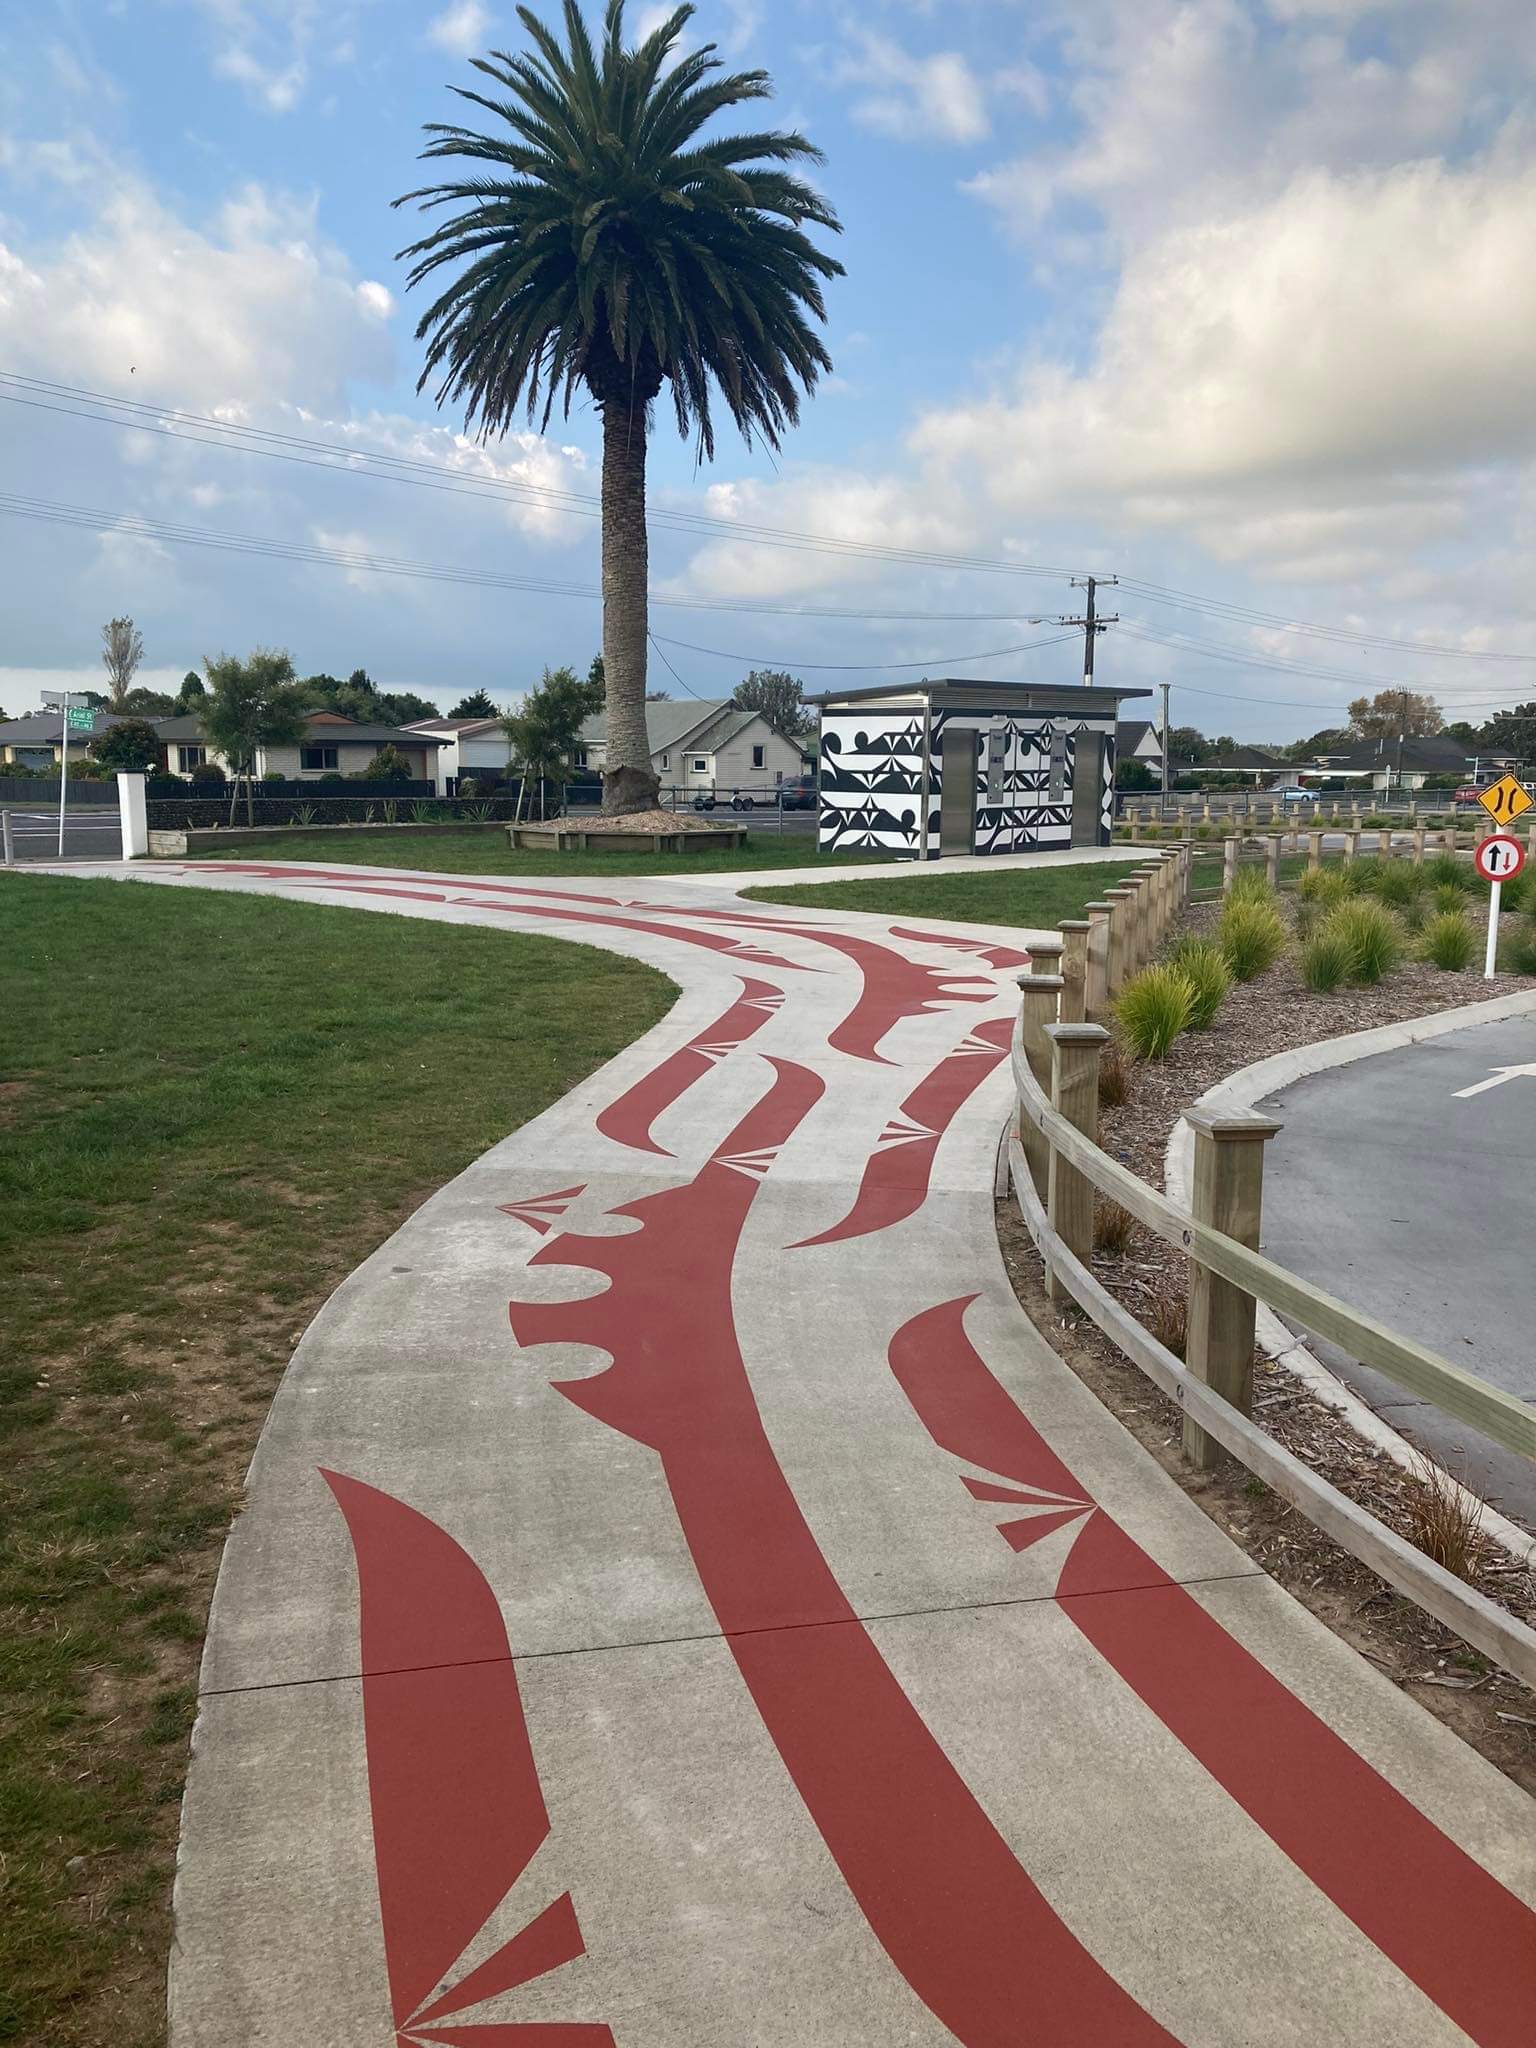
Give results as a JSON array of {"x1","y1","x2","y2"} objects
[
  {"x1": 1115, "y1": 963, "x2": 1194, "y2": 1060},
  {"x1": 1497, "y1": 918, "x2": 1536, "y2": 978},
  {"x1": 1298, "y1": 863, "x2": 1351, "y2": 908},
  {"x1": 1166, "y1": 935, "x2": 1231, "y2": 1029},
  {"x1": 1426, "y1": 851, "x2": 1474, "y2": 893},
  {"x1": 1421, "y1": 910, "x2": 1475, "y2": 972},
  {"x1": 1325, "y1": 897, "x2": 1403, "y2": 985},
  {"x1": 1218, "y1": 893, "x2": 1287, "y2": 981},
  {"x1": 1300, "y1": 925, "x2": 1354, "y2": 992},
  {"x1": 1227, "y1": 864, "x2": 1275, "y2": 904}
]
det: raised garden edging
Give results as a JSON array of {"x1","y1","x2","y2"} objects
[
  {"x1": 508, "y1": 821, "x2": 749, "y2": 854},
  {"x1": 1165, "y1": 989, "x2": 1536, "y2": 1565},
  {"x1": 147, "y1": 821, "x2": 502, "y2": 857}
]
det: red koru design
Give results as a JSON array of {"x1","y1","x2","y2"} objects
[
  {"x1": 640, "y1": 903, "x2": 1002, "y2": 1063},
  {"x1": 795, "y1": 1016, "x2": 1014, "y2": 1246},
  {"x1": 888, "y1": 924, "x2": 1032, "y2": 971},
  {"x1": 594, "y1": 978, "x2": 784, "y2": 1155},
  {"x1": 322, "y1": 1473, "x2": 615, "y2": 2045},
  {"x1": 499, "y1": 1186, "x2": 587, "y2": 1235},
  {"x1": 510, "y1": 1057, "x2": 1175, "y2": 2045},
  {"x1": 890, "y1": 1297, "x2": 1536, "y2": 2047}
]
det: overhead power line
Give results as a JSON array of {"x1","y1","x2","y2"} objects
[{"x1": 649, "y1": 629, "x2": 1083, "y2": 673}]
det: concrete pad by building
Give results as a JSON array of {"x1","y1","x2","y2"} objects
[{"x1": 30, "y1": 856, "x2": 1536, "y2": 2046}]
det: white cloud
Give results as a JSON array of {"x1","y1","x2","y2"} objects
[
  {"x1": 212, "y1": 42, "x2": 307, "y2": 113},
  {"x1": 915, "y1": 151, "x2": 1536, "y2": 574},
  {"x1": 355, "y1": 279, "x2": 394, "y2": 320},
  {"x1": 426, "y1": 1, "x2": 493, "y2": 58},
  {"x1": 833, "y1": 29, "x2": 990, "y2": 144},
  {"x1": 178, "y1": 0, "x2": 365, "y2": 114}
]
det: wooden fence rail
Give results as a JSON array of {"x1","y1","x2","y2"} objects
[{"x1": 1005, "y1": 878, "x2": 1536, "y2": 1686}]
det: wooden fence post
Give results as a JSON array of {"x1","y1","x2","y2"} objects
[
  {"x1": 1045, "y1": 1022, "x2": 1110, "y2": 1303},
  {"x1": 1343, "y1": 828, "x2": 1359, "y2": 866},
  {"x1": 1102, "y1": 888, "x2": 1136, "y2": 995},
  {"x1": 1308, "y1": 829, "x2": 1324, "y2": 872},
  {"x1": 1412, "y1": 826, "x2": 1426, "y2": 865},
  {"x1": 1083, "y1": 903, "x2": 1112, "y2": 1015},
  {"x1": 1443, "y1": 826, "x2": 1458, "y2": 854},
  {"x1": 1129, "y1": 814, "x2": 1143, "y2": 842},
  {"x1": 1027, "y1": 934, "x2": 1064, "y2": 986},
  {"x1": 1182, "y1": 1109, "x2": 1281, "y2": 1471},
  {"x1": 1016, "y1": 972, "x2": 1064, "y2": 1197},
  {"x1": 1058, "y1": 921, "x2": 1092, "y2": 1023},
  {"x1": 1264, "y1": 834, "x2": 1279, "y2": 890},
  {"x1": 1222, "y1": 836, "x2": 1238, "y2": 896},
  {"x1": 1379, "y1": 823, "x2": 1394, "y2": 860}
]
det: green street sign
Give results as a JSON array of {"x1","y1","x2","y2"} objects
[{"x1": 66, "y1": 705, "x2": 94, "y2": 732}]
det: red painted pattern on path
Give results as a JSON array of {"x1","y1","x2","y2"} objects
[
  {"x1": 887, "y1": 925, "x2": 1032, "y2": 971},
  {"x1": 322, "y1": 1473, "x2": 613, "y2": 2045},
  {"x1": 795, "y1": 1015, "x2": 1015, "y2": 1246},
  {"x1": 594, "y1": 978, "x2": 784, "y2": 1155},
  {"x1": 511, "y1": 1059, "x2": 1175, "y2": 2046},
  {"x1": 890, "y1": 1298, "x2": 1536, "y2": 2047}
]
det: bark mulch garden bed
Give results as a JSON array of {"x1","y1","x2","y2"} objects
[{"x1": 996, "y1": 895, "x2": 1536, "y2": 1793}]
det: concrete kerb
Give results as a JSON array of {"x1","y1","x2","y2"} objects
[{"x1": 1164, "y1": 989, "x2": 1536, "y2": 1568}]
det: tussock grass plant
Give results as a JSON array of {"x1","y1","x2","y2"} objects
[
  {"x1": 1300, "y1": 926, "x2": 1355, "y2": 992},
  {"x1": 1426, "y1": 851, "x2": 1474, "y2": 893},
  {"x1": 1227, "y1": 865, "x2": 1276, "y2": 904},
  {"x1": 1218, "y1": 894, "x2": 1287, "y2": 981},
  {"x1": 1325, "y1": 898, "x2": 1403, "y2": 985},
  {"x1": 1094, "y1": 1199, "x2": 1135, "y2": 1255},
  {"x1": 1148, "y1": 1284, "x2": 1189, "y2": 1360},
  {"x1": 1497, "y1": 918, "x2": 1536, "y2": 978},
  {"x1": 1115, "y1": 964, "x2": 1194, "y2": 1059},
  {"x1": 1367, "y1": 861, "x2": 1426, "y2": 913},
  {"x1": 1421, "y1": 910, "x2": 1475, "y2": 972},
  {"x1": 1432, "y1": 881, "x2": 1470, "y2": 916},
  {"x1": 1298, "y1": 864, "x2": 1352, "y2": 907},
  {"x1": 1166, "y1": 935, "x2": 1231, "y2": 1028},
  {"x1": 1098, "y1": 1037, "x2": 1133, "y2": 1108},
  {"x1": 1402, "y1": 1455, "x2": 1487, "y2": 1582}
]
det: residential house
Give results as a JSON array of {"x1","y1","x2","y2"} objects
[
  {"x1": 1115, "y1": 719, "x2": 1164, "y2": 781},
  {"x1": 402, "y1": 715, "x2": 515, "y2": 796},
  {"x1": 1199, "y1": 746, "x2": 1284, "y2": 786},
  {"x1": 1300, "y1": 735, "x2": 1506, "y2": 792},
  {"x1": 0, "y1": 709, "x2": 129, "y2": 770},
  {"x1": 576, "y1": 699, "x2": 807, "y2": 796},
  {"x1": 154, "y1": 709, "x2": 447, "y2": 782}
]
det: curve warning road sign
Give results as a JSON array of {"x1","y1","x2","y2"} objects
[{"x1": 1476, "y1": 774, "x2": 1533, "y2": 826}]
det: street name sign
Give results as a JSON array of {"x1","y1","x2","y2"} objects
[
  {"x1": 65, "y1": 705, "x2": 94, "y2": 732},
  {"x1": 1474, "y1": 834, "x2": 1526, "y2": 884},
  {"x1": 1476, "y1": 774, "x2": 1533, "y2": 826}
]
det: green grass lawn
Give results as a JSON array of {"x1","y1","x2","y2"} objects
[
  {"x1": 0, "y1": 876, "x2": 673, "y2": 2048},
  {"x1": 743, "y1": 860, "x2": 1144, "y2": 929},
  {"x1": 189, "y1": 824, "x2": 870, "y2": 876}
]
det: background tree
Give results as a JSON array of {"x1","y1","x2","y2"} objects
[
  {"x1": 448, "y1": 688, "x2": 497, "y2": 718},
  {"x1": 177, "y1": 670, "x2": 207, "y2": 712},
  {"x1": 501, "y1": 664, "x2": 603, "y2": 819},
  {"x1": 732, "y1": 668, "x2": 810, "y2": 737},
  {"x1": 89, "y1": 719, "x2": 162, "y2": 774},
  {"x1": 1477, "y1": 702, "x2": 1536, "y2": 754},
  {"x1": 397, "y1": 0, "x2": 842, "y2": 814},
  {"x1": 1348, "y1": 689, "x2": 1444, "y2": 739},
  {"x1": 121, "y1": 685, "x2": 176, "y2": 717},
  {"x1": 202, "y1": 650, "x2": 310, "y2": 825},
  {"x1": 1164, "y1": 724, "x2": 1210, "y2": 765},
  {"x1": 101, "y1": 617, "x2": 144, "y2": 710},
  {"x1": 1284, "y1": 726, "x2": 1349, "y2": 762},
  {"x1": 645, "y1": 689, "x2": 672, "y2": 701}
]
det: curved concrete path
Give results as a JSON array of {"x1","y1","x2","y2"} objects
[{"x1": 77, "y1": 860, "x2": 1536, "y2": 2044}]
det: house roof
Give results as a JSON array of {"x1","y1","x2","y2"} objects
[
  {"x1": 0, "y1": 710, "x2": 128, "y2": 745},
  {"x1": 811, "y1": 679, "x2": 1151, "y2": 710},
  {"x1": 1202, "y1": 747, "x2": 1283, "y2": 770},
  {"x1": 1314, "y1": 735, "x2": 1471, "y2": 772},
  {"x1": 403, "y1": 716, "x2": 505, "y2": 736},
  {"x1": 579, "y1": 698, "x2": 743, "y2": 754},
  {"x1": 155, "y1": 712, "x2": 446, "y2": 747},
  {"x1": 1116, "y1": 720, "x2": 1161, "y2": 751}
]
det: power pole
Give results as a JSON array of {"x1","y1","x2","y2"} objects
[
  {"x1": 1064, "y1": 574, "x2": 1118, "y2": 686},
  {"x1": 1160, "y1": 680, "x2": 1171, "y2": 817}
]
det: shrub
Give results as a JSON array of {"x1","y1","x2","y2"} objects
[
  {"x1": 1116, "y1": 964, "x2": 1194, "y2": 1059},
  {"x1": 1425, "y1": 851, "x2": 1474, "y2": 892},
  {"x1": 1421, "y1": 910, "x2": 1475, "y2": 972},
  {"x1": 1094, "y1": 1200, "x2": 1135, "y2": 1255},
  {"x1": 1098, "y1": 1039, "x2": 1133, "y2": 1109},
  {"x1": 1218, "y1": 895, "x2": 1287, "y2": 981},
  {"x1": 1432, "y1": 882, "x2": 1469, "y2": 916},
  {"x1": 1325, "y1": 898, "x2": 1403, "y2": 985},
  {"x1": 1497, "y1": 918, "x2": 1536, "y2": 977},
  {"x1": 189, "y1": 762, "x2": 227, "y2": 790},
  {"x1": 1227, "y1": 865, "x2": 1275, "y2": 904},
  {"x1": 261, "y1": 768, "x2": 286, "y2": 785},
  {"x1": 1166, "y1": 936, "x2": 1231, "y2": 1028},
  {"x1": 1298, "y1": 863, "x2": 1351, "y2": 907},
  {"x1": 1367, "y1": 861, "x2": 1425, "y2": 912},
  {"x1": 1300, "y1": 926, "x2": 1354, "y2": 992}
]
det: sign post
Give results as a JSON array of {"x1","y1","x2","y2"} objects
[
  {"x1": 42, "y1": 690, "x2": 94, "y2": 859},
  {"x1": 1473, "y1": 794, "x2": 1530, "y2": 979}
]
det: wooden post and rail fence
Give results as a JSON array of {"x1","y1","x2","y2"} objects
[{"x1": 1003, "y1": 845, "x2": 1536, "y2": 1686}]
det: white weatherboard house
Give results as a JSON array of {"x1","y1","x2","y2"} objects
[
  {"x1": 154, "y1": 710, "x2": 447, "y2": 782},
  {"x1": 576, "y1": 699, "x2": 806, "y2": 799},
  {"x1": 403, "y1": 716, "x2": 518, "y2": 795}
]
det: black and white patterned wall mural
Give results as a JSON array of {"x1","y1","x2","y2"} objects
[
  {"x1": 817, "y1": 714, "x2": 928, "y2": 854},
  {"x1": 818, "y1": 703, "x2": 1118, "y2": 857}
]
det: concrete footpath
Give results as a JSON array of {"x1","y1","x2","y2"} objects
[{"x1": 50, "y1": 859, "x2": 1536, "y2": 2044}]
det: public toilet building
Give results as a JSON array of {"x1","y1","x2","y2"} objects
[{"x1": 815, "y1": 678, "x2": 1151, "y2": 859}]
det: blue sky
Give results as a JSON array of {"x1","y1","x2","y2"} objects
[{"x1": 6, "y1": 0, "x2": 1536, "y2": 738}]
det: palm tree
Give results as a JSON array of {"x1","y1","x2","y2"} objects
[{"x1": 395, "y1": 0, "x2": 842, "y2": 815}]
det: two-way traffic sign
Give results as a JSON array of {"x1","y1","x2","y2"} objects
[{"x1": 1474, "y1": 833, "x2": 1526, "y2": 883}]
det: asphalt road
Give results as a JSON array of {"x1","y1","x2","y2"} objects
[
  {"x1": 1258, "y1": 1012, "x2": 1536, "y2": 1528},
  {"x1": 2, "y1": 809, "x2": 122, "y2": 862}
]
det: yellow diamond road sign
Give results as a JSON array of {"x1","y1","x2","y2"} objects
[{"x1": 1477, "y1": 774, "x2": 1533, "y2": 826}]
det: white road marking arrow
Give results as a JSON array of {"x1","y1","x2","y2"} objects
[{"x1": 1453, "y1": 1063, "x2": 1536, "y2": 1099}]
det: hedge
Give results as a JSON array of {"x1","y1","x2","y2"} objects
[{"x1": 144, "y1": 793, "x2": 523, "y2": 829}]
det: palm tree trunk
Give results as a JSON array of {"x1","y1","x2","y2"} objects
[{"x1": 600, "y1": 394, "x2": 659, "y2": 815}]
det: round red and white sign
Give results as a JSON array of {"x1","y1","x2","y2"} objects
[{"x1": 1474, "y1": 833, "x2": 1526, "y2": 883}]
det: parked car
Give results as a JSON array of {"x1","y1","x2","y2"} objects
[{"x1": 776, "y1": 774, "x2": 817, "y2": 811}]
